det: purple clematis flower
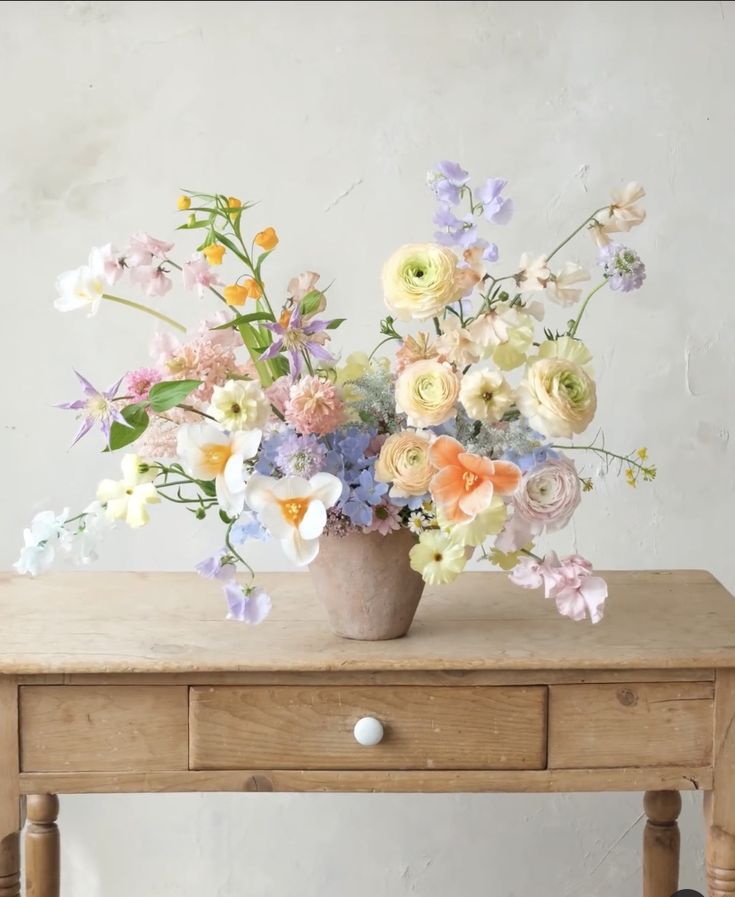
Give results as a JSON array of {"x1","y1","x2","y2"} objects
[
  {"x1": 476, "y1": 178, "x2": 514, "y2": 225},
  {"x1": 260, "y1": 302, "x2": 334, "y2": 375},
  {"x1": 56, "y1": 370, "x2": 129, "y2": 445}
]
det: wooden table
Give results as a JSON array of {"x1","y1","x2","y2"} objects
[{"x1": 1, "y1": 570, "x2": 734, "y2": 897}]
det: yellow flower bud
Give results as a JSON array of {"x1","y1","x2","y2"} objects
[
  {"x1": 203, "y1": 244, "x2": 226, "y2": 265},
  {"x1": 177, "y1": 195, "x2": 191, "y2": 211},
  {"x1": 255, "y1": 227, "x2": 279, "y2": 251},
  {"x1": 227, "y1": 196, "x2": 242, "y2": 209}
]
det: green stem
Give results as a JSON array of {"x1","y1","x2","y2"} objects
[
  {"x1": 567, "y1": 280, "x2": 606, "y2": 337},
  {"x1": 550, "y1": 443, "x2": 648, "y2": 472},
  {"x1": 225, "y1": 522, "x2": 255, "y2": 581},
  {"x1": 432, "y1": 316, "x2": 442, "y2": 336},
  {"x1": 546, "y1": 205, "x2": 609, "y2": 263},
  {"x1": 520, "y1": 547, "x2": 544, "y2": 562},
  {"x1": 102, "y1": 294, "x2": 186, "y2": 332},
  {"x1": 178, "y1": 403, "x2": 216, "y2": 421},
  {"x1": 368, "y1": 335, "x2": 400, "y2": 361}
]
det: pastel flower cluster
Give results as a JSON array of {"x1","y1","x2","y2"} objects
[{"x1": 16, "y1": 175, "x2": 655, "y2": 626}]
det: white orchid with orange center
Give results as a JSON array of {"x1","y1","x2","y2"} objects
[
  {"x1": 177, "y1": 423, "x2": 261, "y2": 517},
  {"x1": 245, "y1": 472, "x2": 342, "y2": 565}
]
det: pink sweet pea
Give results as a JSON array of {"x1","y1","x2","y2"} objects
[
  {"x1": 127, "y1": 233, "x2": 174, "y2": 267},
  {"x1": 130, "y1": 264, "x2": 173, "y2": 298},
  {"x1": 182, "y1": 255, "x2": 222, "y2": 296},
  {"x1": 509, "y1": 551, "x2": 607, "y2": 624}
]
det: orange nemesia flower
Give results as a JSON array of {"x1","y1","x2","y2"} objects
[
  {"x1": 429, "y1": 435, "x2": 521, "y2": 523},
  {"x1": 255, "y1": 227, "x2": 279, "y2": 251}
]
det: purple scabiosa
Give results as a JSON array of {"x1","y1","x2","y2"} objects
[
  {"x1": 274, "y1": 433, "x2": 328, "y2": 479},
  {"x1": 597, "y1": 243, "x2": 646, "y2": 292},
  {"x1": 56, "y1": 370, "x2": 129, "y2": 445},
  {"x1": 426, "y1": 160, "x2": 470, "y2": 205}
]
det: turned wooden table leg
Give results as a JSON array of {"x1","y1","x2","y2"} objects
[
  {"x1": 25, "y1": 796, "x2": 60, "y2": 897},
  {"x1": 0, "y1": 678, "x2": 20, "y2": 897},
  {"x1": 707, "y1": 670, "x2": 735, "y2": 897},
  {"x1": 643, "y1": 790, "x2": 681, "y2": 897}
]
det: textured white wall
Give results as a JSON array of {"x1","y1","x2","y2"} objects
[{"x1": 3, "y1": 0, "x2": 733, "y2": 893}]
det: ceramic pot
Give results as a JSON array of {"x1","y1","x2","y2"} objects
[{"x1": 309, "y1": 529, "x2": 425, "y2": 640}]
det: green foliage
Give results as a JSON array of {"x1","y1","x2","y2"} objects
[
  {"x1": 106, "y1": 404, "x2": 149, "y2": 451},
  {"x1": 148, "y1": 380, "x2": 201, "y2": 412}
]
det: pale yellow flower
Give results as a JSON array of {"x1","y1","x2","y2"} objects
[
  {"x1": 468, "y1": 307, "x2": 535, "y2": 371},
  {"x1": 409, "y1": 530, "x2": 467, "y2": 584},
  {"x1": 395, "y1": 359, "x2": 460, "y2": 428},
  {"x1": 537, "y1": 335, "x2": 593, "y2": 369},
  {"x1": 516, "y1": 346, "x2": 597, "y2": 439},
  {"x1": 546, "y1": 263, "x2": 591, "y2": 307},
  {"x1": 374, "y1": 429, "x2": 433, "y2": 498},
  {"x1": 459, "y1": 369, "x2": 514, "y2": 422},
  {"x1": 382, "y1": 243, "x2": 459, "y2": 320},
  {"x1": 96, "y1": 454, "x2": 160, "y2": 528},
  {"x1": 435, "y1": 495, "x2": 507, "y2": 547},
  {"x1": 209, "y1": 379, "x2": 270, "y2": 432}
]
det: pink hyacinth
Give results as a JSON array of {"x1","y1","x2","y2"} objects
[
  {"x1": 284, "y1": 375, "x2": 345, "y2": 436},
  {"x1": 509, "y1": 552, "x2": 607, "y2": 624},
  {"x1": 124, "y1": 367, "x2": 162, "y2": 402},
  {"x1": 182, "y1": 254, "x2": 222, "y2": 296}
]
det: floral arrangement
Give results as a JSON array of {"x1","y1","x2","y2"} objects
[{"x1": 15, "y1": 165, "x2": 654, "y2": 626}]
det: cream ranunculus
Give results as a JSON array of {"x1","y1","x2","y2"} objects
[
  {"x1": 374, "y1": 429, "x2": 433, "y2": 498},
  {"x1": 459, "y1": 369, "x2": 514, "y2": 422},
  {"x1": 516, "y1": 342, "x2": 597, "y2": 438},
  {"x1": 210, "y1": 379, "x2": 270, "y2": 431},
  {"x1": 382, "y1": 243, "x2": 460, "y2": 320},
  {"x1": 395, "y1": 359, "x2": 460, "y2": 428}
]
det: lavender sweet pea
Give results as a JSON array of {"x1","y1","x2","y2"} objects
[
  {"x1": 260, "y1": 302, "x2": 334, "y2": 374},
  {"x1": 56, "y1": 370, "x2": 129, "y2": 445},
  {"x1": 476, "y1": 178, "x2": 514, "y2": 224},
  {"x1": 427, "y1": 160, "x2": 470, "y2": 205}
]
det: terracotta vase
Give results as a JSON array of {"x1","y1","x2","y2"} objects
[{"x1": 309, "y1": 529, "x2": 426, "y2": 640}]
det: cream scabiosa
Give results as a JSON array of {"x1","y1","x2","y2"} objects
[
  {"x1": 245, "y1": 472, "x2": 342, "y2": 565},
  {"x1": 177, "y1": 423, "x2": 261, "y2": 516}
]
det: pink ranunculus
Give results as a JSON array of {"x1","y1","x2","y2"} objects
[
  {"x1": 513, "y1": 457, "x2": 581, "y2": 533},
  {"x1": 182, "y1": 255, "x2": 222, "y2": 296},
  {"x1": 130, "y1": 265, "x2": 173, "y2": 298},
  {"x1": 127, "y1": 233, "x2": 174, "y2": 267},
  {"x1": 284, "y1": 375, "x2": 345, "y2": 436}
]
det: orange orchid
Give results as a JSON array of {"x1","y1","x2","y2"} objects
[{"x1": 429, "y1": 435, "x2": 521, "y2": 523}]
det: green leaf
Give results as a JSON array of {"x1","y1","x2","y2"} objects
[
  {"x1": 254, "y1": 248, "x2": 275, "y2": 278},
  {"x1": 105, "y1": 404, "x2": 149, "y2": 452},
  {"x1": 199, "y1": 480, "x2": 216, "y2": 498},
  {"x1": 176, "y1": 219, "x2": 210, "y2": 231},
  {"x1": 148, "y1": 380, "x2": 201, "y2": 412},
  {"x1": 326, "y1": 318, "x2": 346, "y2": 330},
  {"x1": 210, "y1": 311, "x2": 274, "y2": 330},
  {"x1": 212, "y1": 232, "x2": 249, "y2": 264},
  {"x1": 299, "y1": 290, "x2": 325, "y2": 318}
]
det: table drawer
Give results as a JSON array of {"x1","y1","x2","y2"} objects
[
  {"x1": 20, "y1": 686, "x2": 189, "y2": 772},
  {"x1": 548, "y1": 682, "x2": 714, "y2": 769},
  {"x1": 190, "y1": 685, "x2": 547, "y2": 771}
]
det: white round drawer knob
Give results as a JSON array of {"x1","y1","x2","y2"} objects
[{"x1": 353, "y1": 716, "x2": 384, "y2": 746}]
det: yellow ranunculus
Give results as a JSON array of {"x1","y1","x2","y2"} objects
[
  {"x1": 177, "y1": 195, "x2": 191, "y2": 211},
  {"x1": 382, "y1": 243, "x2": 459, "y2": 320},
  {"x1": 374, "y1": 429, "x2": 433, "y2": 497},
  {"x1": 516, "y1": 345, "x2": 597, "y2": 438},
  {"x1": 255, "y1": 227, "x2": 279, "y2": 251},
  {"x1": 395, "y1": 359, "x2": 460, "y2": 428},
  {"x1": 203, "y1": 244, "x2": 225, "y2": 265}
]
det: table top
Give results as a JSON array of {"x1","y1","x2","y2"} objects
[{"x1": 1, "y1": 570, "x2": 733, "y2": 675}]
